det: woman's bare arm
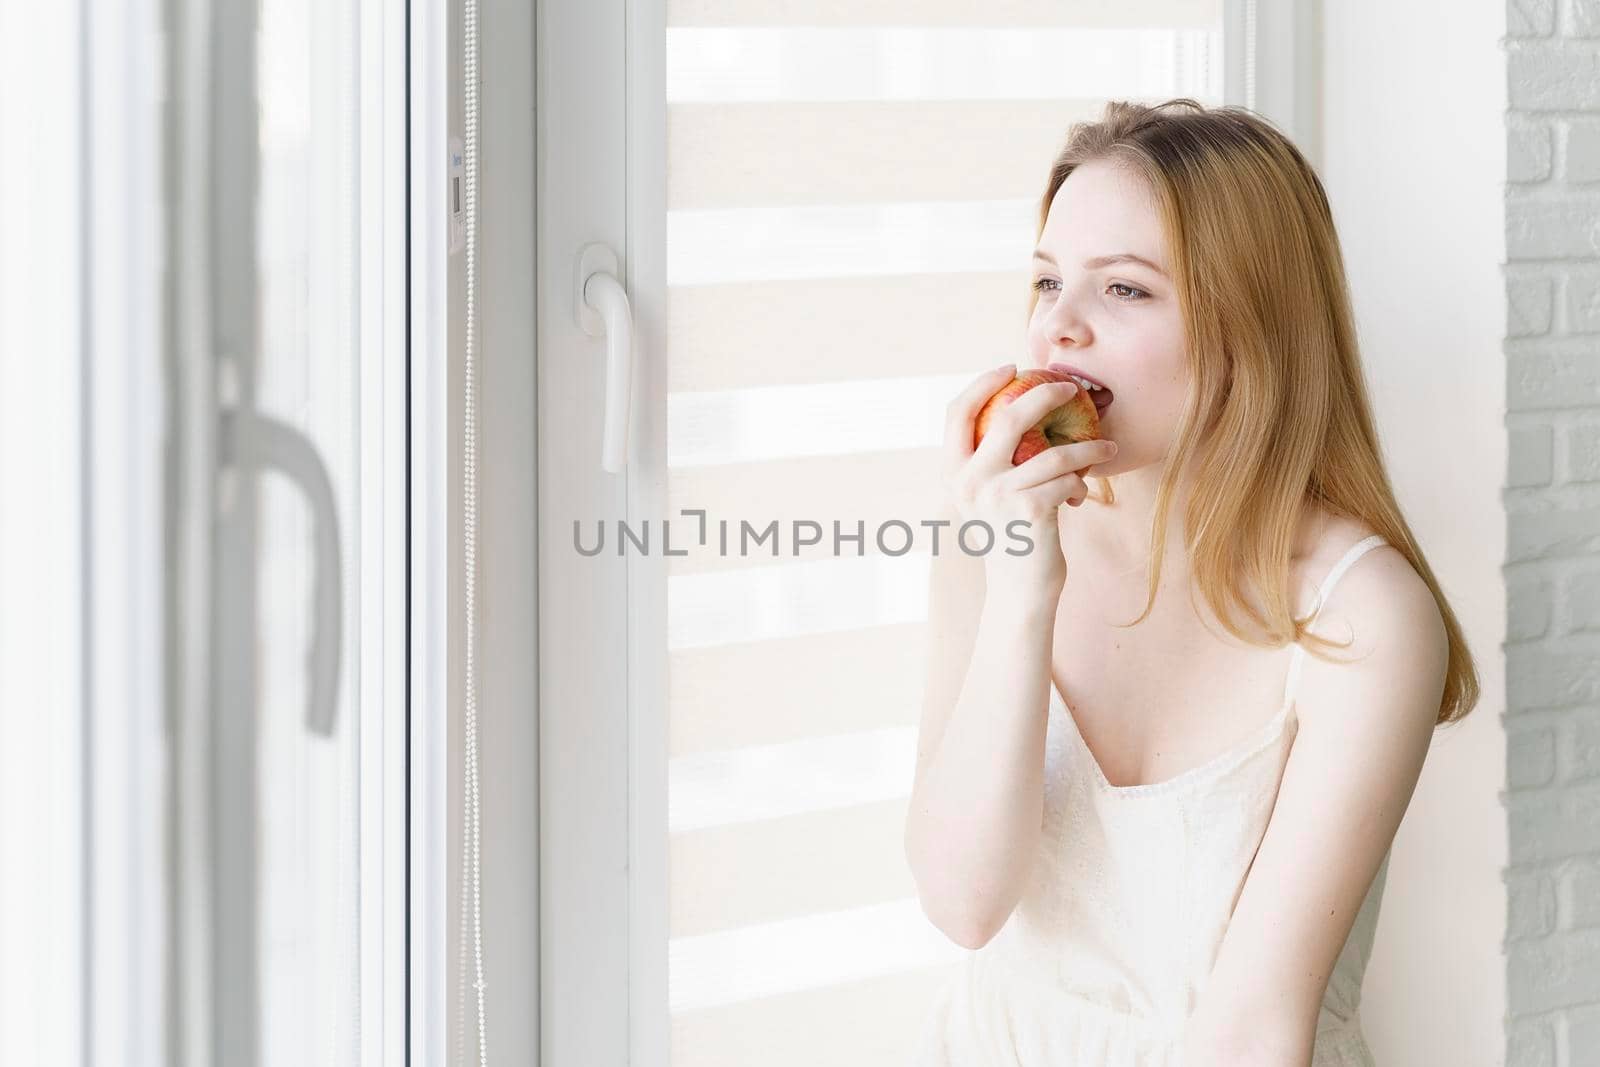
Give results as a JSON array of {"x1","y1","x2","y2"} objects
[
  {"x1": 903, "y1": 529, "x2": 1057, "y2": 949},
  {"x1": 904, "y1": 365, "x2": 1109, "y2": 949},
  {"x1": 1178, "y1": 548, "x2": 1446, "y2": 1063}
]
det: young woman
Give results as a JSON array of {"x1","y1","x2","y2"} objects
[{"x1": 904, "y1": 99, "x2": 1480, "y2": 1067}]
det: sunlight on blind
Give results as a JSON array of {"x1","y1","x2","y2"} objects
[{"x1": 663, "y1": 7, "x2": 1224, "y2": 1064}]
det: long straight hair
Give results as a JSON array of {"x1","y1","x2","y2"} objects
[{"x1": 1035, "y1": 98, "x2": 1479, "y2": 726}]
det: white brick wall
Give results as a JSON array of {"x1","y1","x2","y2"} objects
[{"x1": 1506, "y1": 2, "x2": 1600, "y2": 1063}]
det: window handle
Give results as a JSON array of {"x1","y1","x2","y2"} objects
[
  {"x1": 575, "y1": 242, "x2": 633, "y2": 474},
  {"x1": 221, "y1": 408, "x2": 344, "y2": 736}
]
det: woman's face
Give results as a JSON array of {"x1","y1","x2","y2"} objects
[{"x1": 1025, "y1": 158, "x2": 1189, "y2": 477}]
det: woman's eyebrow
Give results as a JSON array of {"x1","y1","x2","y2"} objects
[{"x1": 1031, "y1": 249, "x2": 1168, "y2": 279}]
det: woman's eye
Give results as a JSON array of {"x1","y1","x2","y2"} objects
[{"x1": 1032, "y1": 277, "x2": 1147, "y2": 302}]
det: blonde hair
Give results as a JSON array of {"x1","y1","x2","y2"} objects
[{"x1": 1033, "y1": 98, "x2": 1479, "y2": 726}]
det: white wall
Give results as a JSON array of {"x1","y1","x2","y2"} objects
[{"x1": 1319, "y1": 2, "x2": 1509, "y2": 1064}]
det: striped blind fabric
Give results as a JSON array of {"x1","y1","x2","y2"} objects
[{"x1": 663, "y1": 6, "x2": 1225, "y2": 1063}]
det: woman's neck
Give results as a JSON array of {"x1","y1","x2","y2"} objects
[{"x1": 1063, "y1": 463, "x2": 1198, "y2": 581}]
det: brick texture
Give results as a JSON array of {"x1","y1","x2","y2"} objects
[{"x1": 1507, "y1": 7, "x2": 1600, "y2": 1061}]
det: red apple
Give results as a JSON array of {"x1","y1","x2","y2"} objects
[{"x1": 972, "y1": 368, "x2": 1103, "y2": 466}]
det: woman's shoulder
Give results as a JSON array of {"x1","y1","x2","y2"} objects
[
  {"x1": 1299, "y1": 506, "x2": 1435, "y2": 641},
  {"x1": 1292, "y1": 507, "x2": 1449, "y2": 733}
]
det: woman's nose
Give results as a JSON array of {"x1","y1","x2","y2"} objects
[{"x1": 1044, "y1": 296, "x2": 1089, "y2": 347}]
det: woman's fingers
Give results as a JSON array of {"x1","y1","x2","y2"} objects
[
  {"x1": 942, "y1": 364, "x2": 1021, "y2": 469},
  {"x1": 1000, "y1": 438, "x2": 1118, "y2": 492},
  {"x1": 1022, "y1": 470, "x2": 1089, "y2": 512},
  {"x1": 970, "y1": 380, "x2": 1080, "y2": 472}
]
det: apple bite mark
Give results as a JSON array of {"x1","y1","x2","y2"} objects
[
  {"x1": 1042, "y1": 389, "x2": 1102, "y2": 451},
  {"x1": 972, "y1": 368, "x2": 1104, "y2": 466}
]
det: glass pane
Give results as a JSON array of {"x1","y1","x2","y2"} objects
[{"x1": 7, "y1": 1, "x2": 400, "y2": 1062}]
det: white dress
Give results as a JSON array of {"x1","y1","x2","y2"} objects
[{"x1": 910, "y1": 534, "x2": 1393, "y2": 1067}]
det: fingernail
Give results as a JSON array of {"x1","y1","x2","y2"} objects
[{"x1": 996, "y1": 362, "x2": 1016, "y2": 374}]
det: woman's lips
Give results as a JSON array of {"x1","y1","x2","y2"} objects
[{"x1": 1047, "y1": 362, "x2": 1114, "y2": 411}]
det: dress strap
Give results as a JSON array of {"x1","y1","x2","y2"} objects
[{"x1": 1282, "y1": 534, "x2": 1389, "y2": 707}]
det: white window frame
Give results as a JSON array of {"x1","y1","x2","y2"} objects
[
  {"x1": 531, "y1": 3, "x2": 1320, "y2": 1065},
  {"x1": 410, "y1": 0, "x2": 452, "y2": 1060},
  {"x1": 359, "y1": 0, "x2": 414, "y2": 1061},
  {"x1": 1225, "y1": 0, "x2": 1323, "y2": 168}
]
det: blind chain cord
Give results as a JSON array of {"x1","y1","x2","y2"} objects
[{"x1": 456, "y1": 0, "x2": 488, "y2": 1061}]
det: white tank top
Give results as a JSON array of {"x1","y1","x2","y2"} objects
[{"x1": 911, "y1": 534, "x2": 1392, "y2": 1067}]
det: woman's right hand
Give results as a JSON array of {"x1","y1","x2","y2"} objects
[{"x1": 939, "y1": 365, "x2": 1119, "y2": 606}]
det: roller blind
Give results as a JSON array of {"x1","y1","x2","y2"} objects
[{"x1": 663, "y1": 7, "x2": 1225, "y2": 1064}]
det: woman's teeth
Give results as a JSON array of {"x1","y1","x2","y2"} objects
[{"x1": 1064, "y1": 373, "x2": 1113, "y2": 411}]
